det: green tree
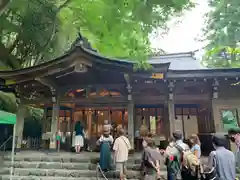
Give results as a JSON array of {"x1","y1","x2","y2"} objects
[
  {"x1": 0, "y1": 0, "x2": 194, "y2": 69},
  {"x1": 58, "y1": 0, "x2": 194, "y2": 64},
  {"x1": 202, "y1": 0, "x2": 240, "y2": 68},
  {"x1": 0, "y1": 91, "x2": 17, "y2": 113},
  {"x1": 0, "y1": 0, "x2": 62, "y2": 69},
  {"x1": 0, "y1": 0, "x2": 194, "y2": 114}
]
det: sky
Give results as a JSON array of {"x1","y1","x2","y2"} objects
[{"x1": 151, "y1": 1, "x2": 210, "y2": 53}]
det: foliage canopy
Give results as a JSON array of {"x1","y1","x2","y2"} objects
[
  {"x1": 202, "y1": 0, "x2": 240, "y2": 68},
  {"x1": 0, "y1": 0, "x2": 194, "y2": 69},
  {"x1": 0, "y1": 0, "x2": 193, "y2": 115}
]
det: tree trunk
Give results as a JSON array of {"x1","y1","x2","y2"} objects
[{"x1": 0, "y1": 0, "x2": 10, "y2": 16}]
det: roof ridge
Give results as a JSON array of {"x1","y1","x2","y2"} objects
[{"x1": 149, "y1": 51, "x2": 194, "y2": 59}]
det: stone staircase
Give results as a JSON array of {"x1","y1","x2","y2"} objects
[{"x1": 0, "y1": 151, "x2": 168, "y2": 180}]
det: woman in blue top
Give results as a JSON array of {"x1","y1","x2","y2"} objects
[
  {"x1": 74, "y1": 121, "x2": 84, "y2": 153},
  {"x1": 189, "y1": 134, "x2": 201, "y2": 159}
]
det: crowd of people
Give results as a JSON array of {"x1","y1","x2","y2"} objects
[
  {"x1": 73, "y1": 120, "x2": 132, "y2": 179},
  {"x1": 72, "y1": 119, "x2": 240, "y2": 180},
  {"x1": 141, "y1": 130, "x2": 237, "y2": 180}
]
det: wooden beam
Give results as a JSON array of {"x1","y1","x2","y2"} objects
[
  {"x1": 22, "y1": 92, "x2": 214, "y2": 106},
  {"x1": 167, "y1": 71, "x2": 240, "y2": 79},
  {"x1": 175, "y1": 93, "x2": 211, "y2": 101},
  {"x1": 60, "y1": 96, "x2": 127, "y2": 103},
  {"x1": 134, "y1": 95, "x2": 166, "y2": 104},
  {"x1": 132, "y1": 82, "x2": 167, "y2": 90},
  {"x1": 59, "y1": 83, "x2": 126, "y2": 93},
  {"x1": 73, "y1": 103, "x2": 128, "y2": 108},
  {"x1": 35, "y1": 77, "x2": 58, "y2": 89},
  {"x1": 21, "y1": 97, "x2": 51, "y2": 104}
]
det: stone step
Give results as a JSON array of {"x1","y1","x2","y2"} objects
[
  {"x1": 3, "y1": 161, "x2": 90, "y2": 170},
  {"x1": 3, "y1": 156, "x2": 90, "y2": 163},
  {"x1": 3, "y1": 161, "x2": 168, "y2": 171},
  {"x1": 3, "y1": 174, "x2": 240, "y2": 180},
  {"x1": 0, "y1": 168, "x2": 168, "y2": 179},
  {"x1": 0, "y1": 176, "x2": 140, "y2": 180},
  {"x1": 1, "y1": 168, "x2": 161, "y2": 178},
  {"x1": 3, "y1": 155, "x2": 142, "y2": 164}
]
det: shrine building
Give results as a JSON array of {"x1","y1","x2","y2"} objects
[{"x1": 0, "y1": 36, "x2": 240, "y2": 154}]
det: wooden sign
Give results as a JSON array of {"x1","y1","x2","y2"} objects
[
  {"x1": 5, "y1": 79, "x2": 16, "y2": 85},
  {"x1": 150, "y1": 73, "x2": 164, "y2": 79}
]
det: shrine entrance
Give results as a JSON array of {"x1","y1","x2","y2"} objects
[
  {"x1": 46, "y1": 106, "x2": 128, "y2": 151},
  {"x1": 135, "y1": 105, "x2": 166, "y2": 136},
  {"x1": 134, "y1": 105, "x2": 168, "y2": 151},
  {"x1": 74, "y1": 107, "x2": 128, "y2": 140},
  {"x1": 174, "y1": 105, "x2": 199, "y2": 138}
]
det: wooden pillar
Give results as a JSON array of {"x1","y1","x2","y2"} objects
[
  {"x1": 122, "y1": 110, "x2": 125, "y2": 127},
  {"x1": 87, "y1": 110, "x2": 92, "y2": 138},
  {"x1": 49, "y1": 89, "x2": 60, "y2": 150},
  {"x1": 16, "y1": 105, "x2": 25, "y2": 149},
  {"x1": 128, "y1": 101, "x2": 134, "y2": 149},
  {"x1": 168, "y1": 100, "x2": 175, "y2": 136},
  {"x1": 94, "y1": 110, "x2": 98, "y2": 137},
  {"x1": 124, "y1": 74, "x2": 134, "y2": 148},
  {"x1": 168, "y1": 81, "x2": 175, "y2": 136},
  {"x1": 127, "y1": 84, "x2": 134, "y2": 149},
  {"x1": 212, "y1": 78, "x2": 220, "y2": 132},
  {"x1": 41, "y1": 106, "x2": 48, "y2": 149}
]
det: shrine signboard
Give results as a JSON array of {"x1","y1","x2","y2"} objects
[{"x1": 150, "y1": 73, "x2": 164, "y2": 79}]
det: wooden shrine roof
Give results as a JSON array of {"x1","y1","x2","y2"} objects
[
  {"x1": 0, "y1": 44, "x2": 171, "y2": 83},
  {"x1": 1, "y1": 34, "x2": 240, "y2": 85}
]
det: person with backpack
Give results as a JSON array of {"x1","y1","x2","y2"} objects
[
  {"x1": 181, "y1": 139, "x2": 201, "y2": 180},
  {"x1": 165, "y1": 137, "x2": 175, "y2": 154},
  {"x1": 207, "y1": 133, "x2": 236, "y2": 180},
  {"x1": 142, "y1": 132, "x2": 153, "y2": 148},
  {"x1": 164, "y1": 131, "x2": 188, "y2": 180},
  {"x1": 142, "y1": 137, "x2": 161, "y2": 180}
]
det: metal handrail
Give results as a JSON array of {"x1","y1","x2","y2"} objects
[
  {"x1": 96, "y1": 163, "x2": 108, "y2": 180},
  {"x1": 0, "y1": 136, "x2": 13, "y2": 151}
]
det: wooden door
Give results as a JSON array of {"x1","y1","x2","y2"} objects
[{"x1": 197, "y1": 107, "x2": 215, "y2": 155}]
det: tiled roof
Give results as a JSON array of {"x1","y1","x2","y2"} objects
[{"x1": 148, "y1": 52, "x2": 208, "y2": 70}]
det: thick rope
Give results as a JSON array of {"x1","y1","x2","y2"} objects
[{"x1": 96, "y1": 163, "x2": 108, "y2": 180}]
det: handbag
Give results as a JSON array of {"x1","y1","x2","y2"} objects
[
  {"x1": 202, "y1": 166, "x2": 217, "y2": 180},
  {"x1": 202, "y1": 151, "x2": 218, "y2": 180}
]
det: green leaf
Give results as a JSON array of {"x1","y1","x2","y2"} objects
[{"x1": 203, "y1": 0, "x2": 240, "y2": 68}]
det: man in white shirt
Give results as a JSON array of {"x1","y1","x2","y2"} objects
[{"x1": 113, "y1": 128, "x2": 131, "y2": 180}]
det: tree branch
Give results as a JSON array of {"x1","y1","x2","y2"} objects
[
  {"x1": 8, "y1": 34, "x2": 20, "y2": 53},
  {"x1": 58, "y1": 0, "x2": 71, "y2": 12},
  {"x1": 0, "y1": 0, "x2": 10, "y2": 16},
  {"x1": 34, "y1": 0, "x2": 72, "y2": 65}
]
